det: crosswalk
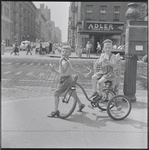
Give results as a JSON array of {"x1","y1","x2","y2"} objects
[{"x1": 2, "y1": 62, "x2": 51, "y2": 66}]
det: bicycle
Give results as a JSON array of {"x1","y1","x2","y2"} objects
[{"x1": 57, "y1": 74, "x2": 132, "y2": 120}]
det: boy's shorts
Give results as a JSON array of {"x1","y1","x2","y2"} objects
[{"x1": 54, "y1": 75, "x2": 73, "y2": 97}]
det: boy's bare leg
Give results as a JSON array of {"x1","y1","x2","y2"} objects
[
  {"x1": 98, "y1": 77, "x2": 107, "y2": 96},
  {"x1": 54, "y1": 96, "x2": 60, "y2": 112},
  {"x1": 92, "y1": 74, "x2": 98, "y2": 93}
]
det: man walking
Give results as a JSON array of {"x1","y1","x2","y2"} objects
[
  {"x1": 10, "y1": 42, "x2": 18, "y2": 55},
  {"x1": 96, "y1": 42, "x2": 101, "y2": 55},
  {"x1": 86, "y1": 41, "x2": 92, "y2": 58},
  {"x1": 26, "y1": 43, "x2": 32, "y2": 55}
]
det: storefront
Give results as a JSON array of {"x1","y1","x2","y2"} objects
[{"x1": 77, "y1": 21, "x2": 125, "y2": 53}]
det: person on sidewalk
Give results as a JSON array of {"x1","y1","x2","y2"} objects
[
  {"x1": 85, "y1": 41, "x2": 92, "y2": 58},
  {"x1": 26, "y1": 43, "x2": 32, "y2": 55},
  {"x1": 90, "y1": 39, "x2": 117, "y2": 101},
  {"x1": 96, "y1": 42, "x2": 101, "y2": 56},
  {"x1": 39, "y1": 42, "x2": 43, "y2": 57},
  {"x1": 48, "y1": 45, "x2": 85, "y2": 117},
  {"x1": 1, "y1": 40, "x2": 6, "y2": 55},
  {"x1": 10, "y1": 42, "x2": 18, "y2": 55}
]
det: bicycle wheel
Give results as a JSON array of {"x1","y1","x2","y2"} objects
[
  {"x1": 107, "y1": 95, "x2": 132, "y2": 120},
  {"x1": 97, "y1": 88, "x2": 115, "y2": 111},
  {"x1": 58, "y1": 89, "x2": 77, "y2": 119}
]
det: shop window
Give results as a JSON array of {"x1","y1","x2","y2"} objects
[
  {"x1": 113, "y1": 6, "x2": 120, "y2": 21},
  {"x1": 99, "y1": 6, "x2": 107, "y2": 21},
  {"x1": 86, "y1": 5, "x2": 93, "y2": 20}
]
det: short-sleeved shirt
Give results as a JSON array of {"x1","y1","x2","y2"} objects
[{"x1": 94, "y1": 53, "x2": 116, "y2": 80}]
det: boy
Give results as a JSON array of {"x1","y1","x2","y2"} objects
[
  {"x1": 90, "y1": 39, "x2": 117, "y2": 101},
  {"x1": 48, "y1": 45, "x2": 85, "y2": 117}
]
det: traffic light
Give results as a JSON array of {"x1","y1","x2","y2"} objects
[{"x1": 139, "y1": 3, "x2": 147, "y2": 19}]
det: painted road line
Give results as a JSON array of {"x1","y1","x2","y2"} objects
[
  {"x1": 16, "y1": 63, "x2": 20, "y2": 65},
  {"x1": 15, "y1": 71, "x2": 22, "y2": 75},
  {"x1": 26, "y1": 72, "x2": 34, "y2": 76},
  {"x1": 22, "y1": 63, "x2": 27, "y2": 65}
]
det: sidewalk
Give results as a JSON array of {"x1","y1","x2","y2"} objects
[
  {"x1": 1, "y1": 89, "x2": 147, "y2": 148},
  {"x1": 3, "y1": 48, "x2": 99, "y2": 60}
]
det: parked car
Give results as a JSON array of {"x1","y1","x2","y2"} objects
[
  {"x1": 111, "y1": 45, "x2": 125, "y2": 59},
  {"x1": 20, "y1": 41, "x2": 30, "y2": 51}
]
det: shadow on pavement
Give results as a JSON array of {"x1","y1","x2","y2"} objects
[
  {"x1": 131, "y1": 101, "x2": 147, "y2": 109},
  {"x1": 63, "y1": 111, "x2": 147, "y2": 129}
]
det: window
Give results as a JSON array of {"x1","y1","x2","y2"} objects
[
  {"x1": 4, "y1": 6, "x2": 9, "y2": 18},
  {"x1": 5, "y1": 22, "x2": 9, "y2": 30},
  {"x1": 99, "y1": 6, "x2": 107, "y2": 21},
  {"x1": 113, "y1": 6, "x2": 120, "y2": 21},
  {"x1": 86, "y1": 5, "x2": 93, "y2": 20}
]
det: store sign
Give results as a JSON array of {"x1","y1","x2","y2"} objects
[{"x1": 86, "y1": 22, "x2": 124, "y2": 32}]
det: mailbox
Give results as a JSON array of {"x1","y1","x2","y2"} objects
[{"x1": 127, "y1": 21, "x2": 147, "y2": 55}]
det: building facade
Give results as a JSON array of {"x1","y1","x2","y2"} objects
[
  {"x1": 69, "y1": 2, "x2": 130, "y2": 52},
  {"x1": 1, "y1": 1, "x2": 11, "y2": 46},
  {"x1": 9, "y1": 1, "x2": 37, "y2": 45},
  {"x1": 69, "y1": 2, "x2": 148, "y2": 52},
  {"x1": 55, "y1": 27, "x2": 62, "y2": 43}
]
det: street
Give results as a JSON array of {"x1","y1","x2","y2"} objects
[{"x1": 1, "y1": 51, "x2": 148, "y2": 148}]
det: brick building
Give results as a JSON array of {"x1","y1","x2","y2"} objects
[
  {"x1": 68, "y1": 2, "x2": 129, "y2": 52},
  {"x1": 1, "y1": 1, "x2": 11, "y2": 46},
  {"x1": 69, "y1": 2, "x2": 147, "y2": 52},
  {"x1": 9, "y1": 1, "x2": 37, "y2": 45}
]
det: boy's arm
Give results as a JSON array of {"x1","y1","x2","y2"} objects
[
  {"x1": 59, "y1": 58, "x2": 70, "y2": 73},
  {"x1": 49, "y1": 63, "x2": 60, "y2": 75},
  {"x1": 103, "y1": 54, "x2": 116, "y2": 68}
]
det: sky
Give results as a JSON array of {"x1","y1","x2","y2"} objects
[{"x1": 33, "y1": 1, "x2": 70, "y2": 42}]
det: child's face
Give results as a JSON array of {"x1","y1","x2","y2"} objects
[
  {"x1": 103, "y1": 43, "x2": 112, "y2": 54},
  {"x1": 61, "y1": 49, "x2": 71, "y2": 58}
]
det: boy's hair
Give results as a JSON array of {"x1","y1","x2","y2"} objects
[{"x1": 61, "y1": 45, "x2": 72, "y2": 52}]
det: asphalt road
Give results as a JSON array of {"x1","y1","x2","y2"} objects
[{"x1": 2, "y1": 53, "x2": 147, "y2": 101}]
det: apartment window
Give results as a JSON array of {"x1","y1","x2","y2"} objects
[
  {"x1": 99, "y1": 6, "x2": 107, "y2": 21},
  {"x1": 86, "y1": 5, "x2": 93, "y2": 20},
  {"x1": 5, "y1": 22, "x2": 9, "y2": 30},
  {"x1": 113, "y1": 6, "x2": 120, "y2": 21},
  {"x1": 4, "y1": 6, "x2": 9, "y2": 18}
]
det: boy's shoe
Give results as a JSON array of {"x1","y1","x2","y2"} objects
[
  {"x1": 78, "y1": 104, "x2": 85, "y2": 112},
  {"x1": 47, "y1": 110, "x2": 60, "y2": 117},
  {"x1": 89, "y1": 92, "x2": 100, "y2": 101}
]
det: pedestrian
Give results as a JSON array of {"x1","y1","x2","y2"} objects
[
  {"x1": 49, "y1": 41, "x2": 52, "y2": 53},
  {"x1": 96, "y1": 42, "x2": 101, "y2": 56},
  {"x1": 47, "y1": 45, "x2": 85, "y2": 117},
  {"x1": 76, "y1": 45, "x2": 82, "y2": 58},
  {"x1": 1, "y1": 40, "x2": 5, "y2": 55},
  {"x1": 26, "y1": 43, "x2": 32, "y2": 55},
  {"x1": 90, "y1": 39, "x2": 117, "y2": 101},
  {"x1": 85, "y1": 41, "x2": 92, "y2": 58},
  {"x1": 10, "y1": 42, "x2": 18, "y2": 55},
  {"x1": 50, "y1": 42, "x2": 54, "y2": 54},
  {"x1": 39, "y1": 43, "x2": 43, "y2": 57}
]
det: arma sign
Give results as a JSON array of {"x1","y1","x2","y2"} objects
[{"x1": 86, "y1": 22, "x2": 124, "y2": 32}]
